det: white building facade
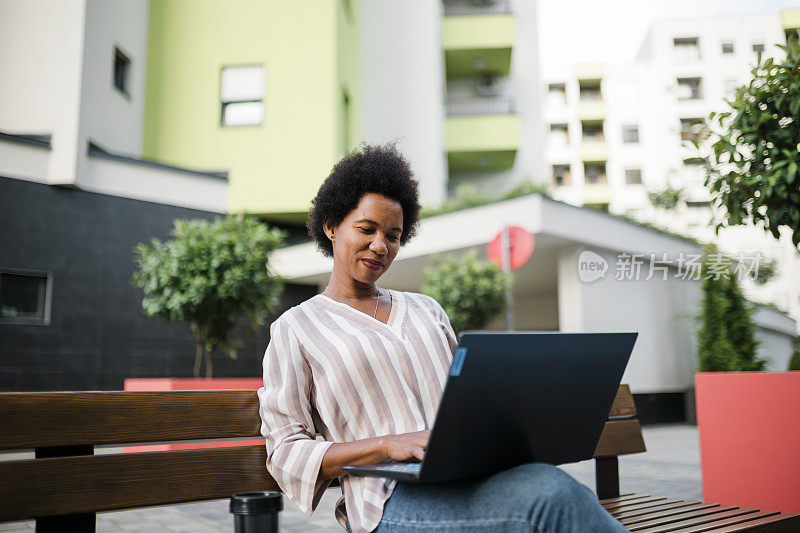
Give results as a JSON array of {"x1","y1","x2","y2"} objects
[{"x1": 539, "y1": 10, "x2": 800, "y2": 332}]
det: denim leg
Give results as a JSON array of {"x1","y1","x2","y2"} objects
[{"x1": 374, "y1": 463, "x2": 628, "y2": 532}]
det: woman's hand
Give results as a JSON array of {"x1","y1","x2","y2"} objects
[{"x1": 381, "y1": 430, "x2": 431, "y2": 462}]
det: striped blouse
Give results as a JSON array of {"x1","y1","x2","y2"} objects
[{"x1": 257, "y1": 289, "x2": 457, "y2": 533}]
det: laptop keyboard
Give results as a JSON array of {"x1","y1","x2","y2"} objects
[{"x1": 378, "y1": 462, "x2": 422, "y2": 473}]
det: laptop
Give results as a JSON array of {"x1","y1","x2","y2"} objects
[{"x1": 343, "y1": 331, "x2": 637, "y2": 483}]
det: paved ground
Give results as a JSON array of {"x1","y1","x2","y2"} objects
[{"x1": 0, "y1": 424, "x2": 701, "y2": 532}]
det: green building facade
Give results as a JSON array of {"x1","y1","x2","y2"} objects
[{"x1": 143, "y1": 0, "x2": 360, "y2": 222}]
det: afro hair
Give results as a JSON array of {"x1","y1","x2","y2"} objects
[{"x1": 307, "y1": 143, "x2": 422, "y2": 257}]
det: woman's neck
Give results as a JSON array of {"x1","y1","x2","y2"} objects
[{"x1": 325, "y1": 270, "x2": 379, "y2": 301}]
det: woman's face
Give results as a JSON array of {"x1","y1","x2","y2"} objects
[{"x1": 324, "y1": 193, "x2": 404, "y2": 284}]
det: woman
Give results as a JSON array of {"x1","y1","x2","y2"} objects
[{"x1": 257, "y1": 144, "x2": 627, "y2": 533}]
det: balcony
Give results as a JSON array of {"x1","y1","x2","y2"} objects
[
  {"x1": 446, "y1": 96, "x2": 515, "y2": 116},
  {"x1": 583, "y1": 183, "x2": 612, "y2": 205},
  {"x1": 782, "y1": 9, "x2": 800, "y2": 31},
  {"x1": 446, "y1": 114, "x2": 519, "y2": 171},
  {"x1": 580, "y1": 141, "x2": 609, "y2": 163},
  {"x1": 578, "y1": 100, "x2": 606, "y2": 122},
  {"x1": 442, "y1": 14, "x2": 514, "y2": 77},
  {"x1": 444, "y1": 0, "x2": 511, "y2": 16}
]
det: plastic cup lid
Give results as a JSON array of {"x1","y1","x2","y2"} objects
[{"x1": 229, "y1": 491, "x2": 283, "y2": 515}]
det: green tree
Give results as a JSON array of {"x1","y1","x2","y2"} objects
[
  {"x1": 789, "y1": 349, "x2": 800, "y2": 371},
  {"x1": 696, "y1": 247, "x2": 766, "y2": 372},
  {"x1": 133, "y1": 215, "x2": 286, "y2": 378},
  {"x1": 648, "y1": 184, "x2": 685, "y2": 210},
  {"x1": 700, "y1": 37, "x2": 800, "y2": 248},
  {"x1": 722, "y1": 266, "x2": 765, "y2": 371},
  {"x1": 753, "y1": 257, "x2": 777, "y2": 285},
  {"x1": 421, "y1": 249, "x2": 511, "y2": 334}
]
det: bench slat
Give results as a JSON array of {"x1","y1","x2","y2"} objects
[
  {"x1": 617, "y1": 502, "x2": 715, "y2": 523},
  {"x1": 599, "y1": 493, "x2": 643, "y2": 504},
  {"x1": 0, "y1": 391, "x2": 261, "y2": 449},
  {"x1": 610, "y1": 499, "x2": 683, "y2": 516},
  {"x1": 622, "y1": 505, "x2": 736, "y2": 529},
  {"x1": 630, "y1": 508, "x2": 758, "y2": 532},
  {"x1": 0, "y1": 445, "x2": 275, "y2": 521},
  {"x1": 675, "y1": 510, "x2": 785, "y2": 532},
  {"x1": 604, "y1": 496, "x2": 667, "y2": 511},
  {"x1": 698, "y1": 512, "x2": 800, "y2": 532},
  {"x1": 593, "y1": 419, "x2": 646, "y2": 457}
]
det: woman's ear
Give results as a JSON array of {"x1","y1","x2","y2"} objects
[{"x1": 323, "y1": 221, "x2": 335, "y2": 242}]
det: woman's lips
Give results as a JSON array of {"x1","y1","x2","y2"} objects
[{"x1": 361, "y1": 259, "x2": 383, "y2": 270}]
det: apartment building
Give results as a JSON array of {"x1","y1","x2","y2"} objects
[
  {"x1": 540, "y1": 9, "x2": 800, "y2": 332},
  {"x1": 0, "y1": 0, "x2": 354, "y2": 390}
]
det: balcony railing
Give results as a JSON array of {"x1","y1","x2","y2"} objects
[
  {"x1": 443, "y1": 0, "x2": 512, "y2": 16},
  {"x1": 446, "y1": 97, "x2": 516, "y2": 116}
]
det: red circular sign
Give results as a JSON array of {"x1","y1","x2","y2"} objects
[{"x1": 486, "y1": 226, "x2": 535, "y2": 271}]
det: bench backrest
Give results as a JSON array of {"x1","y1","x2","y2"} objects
[
  {"x1": 0, "y1": 385, "x2": 644, "y2": 524},
  {"x1": 0, "y1": 390, "x2": 274, "y2": 523}
]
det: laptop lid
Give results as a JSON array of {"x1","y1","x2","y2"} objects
[{"x1": 416, "y1": 331, "x2": 637, "y2": 483}]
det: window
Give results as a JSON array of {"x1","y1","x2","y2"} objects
[
  {"x1": 579, "y1": 85, "x2": 601, "y2": 101},
  {"x1": 582, "y1": 122, "x2": 603, "y2": 141},
  {"x1": 553, "y1": 164, "x2": 571, "y2": 186},
  {"x1": 584, "y1": 163, "x2": 607, "y2": 184},
  {"x1": 673, "y1": 37, "x2": 700, "y2": 60},
  {"x1": 624, "y1": 168, "x2": 642, "y2": 184},
  {"x1": 0, "y1": 271, "x2": 51, "y2": 324},
  {"x1": 752, "y1": 41, "x2": 765, "y2": 55},
  {"x1": 721, "y1": 41, "x2": 735, "y2": 54},
  {"x1": 622, "y1": 125, "x2": 639, "y2": 143},
  {"x1": 113, "y1": 47, "x2": 131, "y2": 95},
  {"x1": 548, "y1": 123, "x2": 569, "y2": 146},
  {"x1": 680, "y1": 118, "x2": 705, "y2": 142},
  {"x1": 677, "y1": 77, "x2": 702, "y2": 100},
  {"x1": 547, "y1": 83, "x2": 567, "y2": 106},
  {"x1": 220, "y1": 65, "x2": 265, "y2": 127}
]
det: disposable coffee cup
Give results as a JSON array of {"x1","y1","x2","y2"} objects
[{"x1": 230, "y1": 491, "x2": 283, "y2": 533}]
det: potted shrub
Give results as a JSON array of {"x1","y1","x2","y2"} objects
[
  {"x1": 132, "y1": 215, "x2": 285, "y2": 378},
  {"x1": 421, "y1": 249, "x2": 511, "y2": 334},
  {"x1": 694, "y1": 249, "x2": 800, "y2": 513}
]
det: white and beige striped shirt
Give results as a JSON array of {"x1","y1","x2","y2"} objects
[{"x1": 257, "y1": 289, "x2": 457, "y2": 533}]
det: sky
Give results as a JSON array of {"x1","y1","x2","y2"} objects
[{"x1": 537, "y1": 0, "x2": 800, "y2": 64}]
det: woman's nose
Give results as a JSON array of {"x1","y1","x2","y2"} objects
[{"x1": 369, "y1": 235, "x2": 388, "y2": 254}]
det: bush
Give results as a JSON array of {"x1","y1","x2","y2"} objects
[
  {"x1": 648, "y1": 185, "x2": 685, "y2": 210},
  {"x1": 696, "y1": 247, "x2": 765, "y2": 372},
  {"x1": 422, "y1": 249, "x2": 511, "y2": 334},
  {"x1": 789, "y1": 349, "x2": 800, "y2": 371},
  {"x1": 132, "y1": 215, "x2": 286, "y2": 377}
]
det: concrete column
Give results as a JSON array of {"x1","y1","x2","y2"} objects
[{"x1": 557, "y1": 245, "x2": 584, "y2": 331}]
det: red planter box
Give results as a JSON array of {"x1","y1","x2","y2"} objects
[
  {"x1": 124, "y1": 378, "x2": 264, "y2": 453},
  {"x1": 695, "y1": 372, "x2": 800, "y2": 513}
]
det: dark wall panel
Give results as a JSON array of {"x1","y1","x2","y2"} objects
[{"x1": 0, "y1": 177, "x2": 316, "y2": 391}]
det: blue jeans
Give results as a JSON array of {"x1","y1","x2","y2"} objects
[{"x1": 348, "y1": 463, "x2": 627, "y2": 532}]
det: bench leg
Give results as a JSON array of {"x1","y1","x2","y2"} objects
[
  {"x1": 34, "y1": 445, "x2": 95, "y2": 533},
  {"x1": 36, "y1": 514, "x2": 96, "y2": 533},
  {"x1": 595, "y1": 456, "x2": 619, "y2": 500}
]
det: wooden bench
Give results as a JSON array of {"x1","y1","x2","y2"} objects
[{"x1": 0, "y1": 385, "x2": 797, "y2": 532}]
